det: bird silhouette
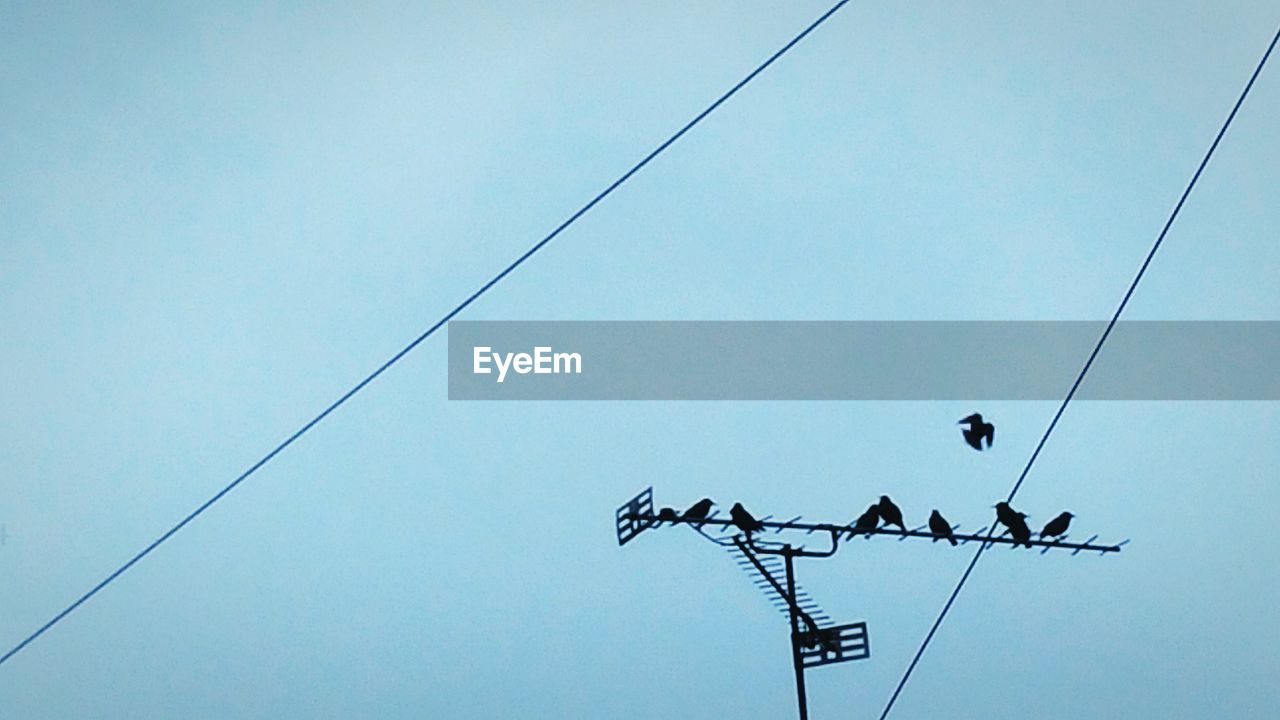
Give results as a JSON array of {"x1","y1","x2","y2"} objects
[
  {"x1": 878, "y1": 495, "x2": 905, "y2": 532},
  {"x1": 959, "y1": 413, "x2": 995, "y2": 451},
  {"x1": 801, "y1": 623, "x2": 841, "y2": 654},
  {"x1": 928, "y1": 509, "x2": 957, "y2": 546},
  {"x1": 850, "y1": 504, "x2": 880, "y2": 536},
  {"x1": 682, "y1": 498, "x2": 714, "y2": 523},
  {"x1": 818, "y1": 632, "x2": 840, "y2": 654},
  {"x1": 730, "y1": 502, "x2": 765, "y2": 535},
  {"x1": 1040, "y1": 511, "x2": 1074, "y2": 539},
  {"x1": 656, "y1": 507, "x2": 678, "y2": 523},
  {"x1": 994, "y1": 501, "x2": 1033, "y2": 547}
]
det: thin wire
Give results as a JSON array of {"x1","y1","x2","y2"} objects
[
  {"x1": 878, "y1": 24, "x2": 1280, "y2": 720},
  {"x1": 0, "y1": 0, "x2": 854, "y2": 669}
]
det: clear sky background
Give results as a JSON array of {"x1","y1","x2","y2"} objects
[{"x1": 2, "y1": 1, "x2": 1278, "y2": 718}]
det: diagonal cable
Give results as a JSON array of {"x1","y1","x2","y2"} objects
[
  {"x1": 0, "y1": 0, "x2": 854, "y2": 669},
  {"x1": 877, "y1": 23, "x2": 1280, "y2": 719}
]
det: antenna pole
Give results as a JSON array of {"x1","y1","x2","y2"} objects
[{"x1": 785, "y1": 547, "x2": 809, "y2": 720}]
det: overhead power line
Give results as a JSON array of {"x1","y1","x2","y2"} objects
[
  {"x1": 877, "y1": 22, "x2": 1280, "y2": 720},
  {"x1": 0, "y1": 0, "x2": 853, "y2": 669}
]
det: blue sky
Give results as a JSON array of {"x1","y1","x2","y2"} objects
[{"x1": 2, "y1": 2, "x2": 1278, "y2": 718}]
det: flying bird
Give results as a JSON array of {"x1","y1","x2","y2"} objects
[
  {"x1": 1040, "y1": 511, "x2": 1074, "y2": 539},
  {"x1": 928, "y1": 509, "x2": 957, "y2": 546},
  {"x1": 850, "y1": 504, "x2": 880, "y2": 536},
  {"x1": 682, "y1": 498, "x2": 714, "y2": 523},
  {"x1": 959, "y1": 413, "x2": 995, "y2": 451},
  {"x1": 730, "y1": 502, "x2": 765, "y2": 535},
  {"x1": 878, "y1": 495, "x2": 905, "y2": 532},
  {"x1": 994, "y1": 501, "x2": 1033, "y2": 547}
]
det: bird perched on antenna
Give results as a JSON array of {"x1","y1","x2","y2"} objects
[
  {"x1": 928, "y1": 510, "x2": 957, "y2": 546},
  {"x1": 656, "y1": 507, "x2": 678, "y2": 523},
  {"x1": 682, "y1": 498, "x2": 714, "y2": 525},
  {"x1": 849, "y1": 504, "x2": 880, "y2": 537},
  {"x1": 994, "y1": 501, "x2": 1033, "y2": 547},
  {"x1": 730, "y1": 503, "x2": 765, "y2": 535},
  {"x1": 959, "y1": 413, "x2": 995, "y2": 451},
  {"x1": 1040, "y1": 511, "x2": 1074, "y2": 540},
  {"x1": 800, "y1": 622, "x2": 841, "y2": 654},
  {"x1": 878, "y1": 495, "x2": 905, "y2": 532}
]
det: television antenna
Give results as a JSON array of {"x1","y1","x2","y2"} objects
[{"x1": 615, "y1": 487, "x2": 1126, "y2": 719}]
